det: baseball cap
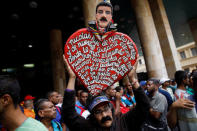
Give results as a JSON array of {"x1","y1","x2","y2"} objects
[
  {"x1": 89, "y1": 96, "x2": 110, "y2": 111},
  {"x1": 160, "y1": 78, "x2": 170, "y2": 85},
  {"x1": 24, "y1": 94, "x2": 35, "y2": 101},
  {"x1": 140, "y1": 81, "x2": 146, "y2": 86}
]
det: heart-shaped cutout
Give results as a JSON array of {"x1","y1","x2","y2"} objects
[{"x1": 64, "y1": 28, "x2": 138, "y2": 96}]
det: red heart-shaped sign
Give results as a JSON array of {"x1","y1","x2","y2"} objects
[{"x1": 64, "y1": 28, "x2": 138, "y2": 96}]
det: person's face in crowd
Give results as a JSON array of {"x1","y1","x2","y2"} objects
[
  {"x1": 96, "y1": 6, "x2": 112, "y2": 29},
  {"x1": 38, "y1": 101, "x2": 56, "y2": 119},
  {"x1": 125, "y1": 82, "x2": 133, "y2": 94},
  {"x1": 189, "y1": 75, "x2": 194, "y2": 88},
  {"x1": 93, "y1": 103, "x2": 113, "y2": 128},
  {"x1": 58, "y1": 94, "x2": 63, "y2": 104},
  {"x1": 183, "y1": 75, "x2": 190, "y2": 86},
  {"x1": 77, "y1": 90, "x2": 83, "y2": 99},
  {"x1": 24, "y1": 100, "x2": 34, "y2": 109},
  {"x1": 50, "y1": 92, "x2": 59, "y2": 105},
  {"x1": 79, "y1": 92, "x2": 88, "y2": 106},
  {"x1": 119, "y1": 87, "x2": 124, "y2": 96},
  {"x1": 106, "y1": 87, "x2": 116, "y2": 97},
  {"x1": 147, "y1": 81, "x2": 156, "y2": 94},
  {"x1": 163, "y1": 81, "x2": 170, "y2": 87}
]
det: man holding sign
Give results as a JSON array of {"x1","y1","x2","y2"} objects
[
  {"x1": 64, "y1": 0, "x2": 138, "y2": 96},
  {"x1": 62, "y1": 1, "x2": 150, "y2": 130},
  {"x1": 62, "y1": 54, "x2": 150, "y2": 130}
]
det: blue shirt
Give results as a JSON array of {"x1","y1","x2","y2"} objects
[
  {"x1": 158, "y1": 88, "x2": 173, "y2": 108},
  {"x1": 75, "y1": 100, "x2": 86, "y2": 115},
  {"x1": 51, "y1": 120, "x2": 62, "y2": 131},
  {"x1": 122, "y1": 94, "x2": 136, "y2": 107},
  {"x1": 53, "y1": 106, "x2": 61, "y2": 123}
]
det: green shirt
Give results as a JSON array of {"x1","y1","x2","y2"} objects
[{"x1": 15, "y1": 117, "x2": 48, "y2": 131}]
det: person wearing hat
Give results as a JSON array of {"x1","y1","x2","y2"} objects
[
  {"x1": 23, "y1": 94, "x2": 36, "y2": 119},
  {"x1": 160, "y1": 78, "x2": 174, "y2": 101},
  {"x1": 61, "y1": 50, "x2": 150, "y2": 130}
]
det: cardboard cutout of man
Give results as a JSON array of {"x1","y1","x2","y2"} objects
[{"x1": 64, "y1": 1, "x2": 138, "y2": 96}]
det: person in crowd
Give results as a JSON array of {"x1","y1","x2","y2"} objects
[
  {"x1": 75, "y1": 90, "x2": 90, "y2": 119},
  {"x1": 168, "y1": 79, "x2": 177, "y2": 94},
  {"x1": 23, "y1": 94, "x2": 36, "y2": 119},
  {"x1": 47, "y1": 91, "x2": 62, "y2": 123},
  {"x1": 56, "y1": 93, "x2": 63, "y2": 108},
  {"x1": 160, "y1": 77, "x2": 175, "y2": 101},
  {"x1": 34, "y1": 99, "x2": 63, "y2": 131},
  {"x1": 115, "y1": 86, "x2": 130, "y2": 113},
  {"x1": 167, "y1": 98, "x2": 195, "y2": 129},
  {"x1": 187, "y1": 71, "x2": 196, "y2": 95},
  {"x1": 159, "y1": 77, "x2": 174, "y2": 109},
  {"x1": 0, "y1": 75, "x2": 47, "y2": 131},
  {"x1": 142, "y1": 78, "x2": 169, "y2": 130},
  {"x1": 158, "y1": 84, "x2": 173, "y2": 109},
  {"x1": 140, "y1": 80, "x2": 147, "y2": 94},
  {"x1": 188, "y1": 71, "x2": 197, "y2": 111},
  {"x1": 174, "y1": 70, "x2": 190, "y2": 100},
  {"x1": 171, "y1": 70, "x2": 197, "y2": 130},
  {"x1": 61, "y1": 47, "x2": 150, "y2": 131},
  {"x1": 123, "y1": 80, "x2": 136, "y2": 109},
  {"x1": 76, "y1": 89, "x2": 83, "y2": 101},
  {"x1": 102, "y1": 83, "x2": 122, "y2": 115}
]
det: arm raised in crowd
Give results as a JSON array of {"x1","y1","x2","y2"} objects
[
  {"x1": 167, "y1": 98, "x2": 195, "y2": 128},
  {"x1": 63, "y1": 55, "x2": 76, "y2": 90},
  {"x1": 61, "y1": 55, "x2": 89, "y2": 130},
  {"x1": 123, "y1": 58, "x2": 150, "y2": 130}
]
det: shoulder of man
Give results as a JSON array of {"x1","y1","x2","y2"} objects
[{"x1": 15, "y1": 117, "x2": 48, "y2": 131}]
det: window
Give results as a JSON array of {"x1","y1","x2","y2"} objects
[
  {"x1": 180, "y1": 51, "x2": 186, "y2": 59},
  {"x1": 191, "y1": 47, "x2": 197, "y2": 56}
]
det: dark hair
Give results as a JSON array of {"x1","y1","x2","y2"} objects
[
  {"x1": 80, "y1": 90, "x2": 88, "y2": 97},
  {"x1": 46, "y1": 91, "x2": 56, "y2": 99},
  {"x1": 34, "y1": 98, "x2": 49, "y2": 119},
  {"x1": 115, "y1": 86, "x2": 123, "y2": 92},
  {"x1": 96, "y1": 2, "x2": 113, "y2": 15},
  {"x1": 0, "y1": 75, "x2": 21, "y2": 108},
  {"x1": 175, "y1": 70, "x2": 188, "y2": 86}
]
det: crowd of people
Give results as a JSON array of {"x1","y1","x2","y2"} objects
[
  {"x1": 0, "y1": 68, "x2": 197, "y2": 131},
  {"x1": 1, "y1": 1, "x2": 197, "y2": 131}
]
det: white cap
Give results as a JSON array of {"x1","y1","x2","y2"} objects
[{"x1": 160, "y1": 77, "x2": 170, "y2": 84}]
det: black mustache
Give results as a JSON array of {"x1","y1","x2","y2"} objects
[
  {"x1": 100, "y1": 17, "x2": 107, "y2": 21},
  {"x1": 101, "y1": 116, "x2": 112, "y2": 123}
]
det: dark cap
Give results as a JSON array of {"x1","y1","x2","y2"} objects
[{"x1": 89, "y1": 96, "x2": 110, "y2": 111}]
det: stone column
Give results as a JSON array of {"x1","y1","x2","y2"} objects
[
  {"x1": 82, "y1": 0, "x2": 103, "y2": 26},
  {"x1": 189, "y1": 18, "x2": 197, "y2": 49},
  {"x1": 50, "y1": 29, "x2": 66, "y2": 95},
  {"x1": 148, "y1": 0, "x2": 182, "y2": 78},
  {"x1": 131, "y1": 0, "x2": 168, "y2": 79}
]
